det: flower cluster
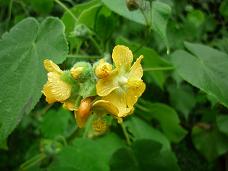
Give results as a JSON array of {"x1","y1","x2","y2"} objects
[{"x1": 42, "y1": 45, "x2": 145, "y2": 128}]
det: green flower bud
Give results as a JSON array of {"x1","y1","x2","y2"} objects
[
  {"x1": 70, "y1": 24, "x2": 92, "y2": 39},
  {"x1": 71, "y1": 62, "x2": 93, "y2": 83}
]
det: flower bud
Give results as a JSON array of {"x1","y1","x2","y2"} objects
[
  {"x1": 126, "y1": 0, "x2": 139, "y2": 11},
  {"x1": 75, "y1": 97, "x2": 93, "y2": 128},
  {"x1": 71, "y1": 62, "x2": 92, "y2": 82},
  {"x1": 95, "y1": 59, "x2": 112, "y2": 79},
  {"x1": 70, "y1": 24, "x2": 92, "y2": 39},
  {"x1": 70, "y1": 66, "x2": 84, "y2": 79},
  {"x1": 92, "y1": 118, "x2": 108, "y2": 134}
]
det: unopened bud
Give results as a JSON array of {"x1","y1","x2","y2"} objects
[
  {"x1": 70, "y1": 66, "x2": 84, "y2": 79},
  {"x1": 75, "y1": 97, "x2": 93, "y2": 128},
  {"x1": 92, "y1": 118, "x2": 108, "y2": 134},
  {"x1": 126, "y1": 0, "x2": 139, "y2": 11},
  {"x1": 95, "y1": 59, "x2": 112, "y2": 79}
]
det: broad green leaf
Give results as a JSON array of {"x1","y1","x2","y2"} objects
[
  {"x1": 110, "y1": 139, "x2": 180, "y2": 171},
  {"x1": 48, "y1": 133, "x2": 125, "y2": 171},
  {"x1": 152, "y1": 1, "x2": 171, "y2": 50},
  {"x1": 101, "y1": 0, "x2": 145, "y2": 25},
  {"x1": 137, "y1": 101, "x2": 187, "y2": 143},
  {"x1": 125, "y1": 116, "x2": 171, "y2": 150},
  {"x1": 0, "y1": 17, "x2": 68, "y2": 144},
  {"x1": 167, "y1": 83, "x2": 196, "y2": 119},
  {"x1": 171, "y1": 42, "x2": 228, "y2": 108},
  {"x1": 192, "y1": 125, "x2": 228, "y2": 161},
  {"x1": 40, "y1": 108, "x2": 73, "y2": 138},
  {"x1": 116, "y1": 38, "x2": 172, "y2": 88},
  {"x1": 217, "y1": 115, "x2": 228, "y2": 136}
]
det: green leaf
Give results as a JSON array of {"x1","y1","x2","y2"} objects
[
  {"x1": 192, "y1": 125, "x2": 228, "y2": 161},
  {"x1": 187, "y1": 9, "x2": 205, "y2": 28},
  {"x1": 62, "y1": 0, "x2": 99, "y2": 34},
  {"x1": 151, "y1": 1, "x2": 171, "y2": 51},
  {"x1": 116, "y1": 38, "x2": 172, "y2": 88},
  {"x1": 219, "y1": 0, "x2": 228, "y2": 18},
  {"x1": 125, "y1": 116, "x2": 171, "y2": 150},
  {"x1": 167, "y1": 83, "x2": 196, "y2": 119},
  {"x1": 137, "y1": 101, "x2": 187, "y2": 143},
  {"x1": 171, "y1": 42, "x2": 228, "y2": 108},
  {"x1": 110, "y1": 139, "x2": 180, "y2": 171},
  {"x1": 61, "y1": 0, "x2": 99, "y2": 49},
  {"x1": 40, "y1": 108, "x2": 73, "y2": 138},
  {"x1": 101, "y1": 0, "x2": 145, "y2": 25},
  {"x1": 217, "y1": 115, "x2": 228, "y2": 136},
  {"x1": 0, "y1": 17, "x2": 68, "y2": 144},
  {"x1": 48, "y1": 133, "x2": 125, "y2": 171},
  {"x1": 29, "y1": 0, "x2": 53, "y2": 14}
]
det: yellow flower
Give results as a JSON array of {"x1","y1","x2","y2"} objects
[
  {"x1": 93, "y1": 45, "x2": 145, "y2": 118},
  {"x1": 42, "y1": 59, "x2": 72, "y2": 105}
]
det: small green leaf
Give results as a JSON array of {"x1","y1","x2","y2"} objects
[
  {"x1": 151, "y1": 1, "x2": 172, "y2": 50},
  {"x1": 219, "y1": 0, "x2": 228, "y2": 18},
  {"x1": 137, "y1": 101, "x2": 187, "y2": 143},
  {"x1": 167, "y1": 83, "x2": 196, "y2": 119},
  {"x1": 40, "y1": 108, "x2": 73, "y2": 138},
  {"x1": 171, "y1": 42, "x2": 228, "y2": 108},
  {"x1": 217, "y1": 115, "x2": 228, "y2": 136},
  {"x1": 0, "y1": 17, "x2": 68, "y2": 144},
  {"x1": 187, "y1": 9, "x2": 205, "y2": 28},
  {"x1": 192, "y1": 125, "x2": 228, "y2": 161},
  {"x1": 48, "y1": 133, "x2": 125, "y2": 171},
  {"x1": 29, "y1": 0, "x2": 53, "y2": 14},
  {"x1": 125, "y1": 116, "x2": 171, "y2": 150},
  {"x1": 110, "y1": 139, "x2": 180, "y2": 171}
]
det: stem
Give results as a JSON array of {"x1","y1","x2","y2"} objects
[
  {"x1": 136, "y1": 103, "x2": 149, "y2": 112},
  {"x1": 143, "y1": 66, "x2": 175, "y2": 71},
  {"x1": 20, "y1": 153, "x2": 46, "y2": 171},
  {"x1": 66, "y1": 54, "x2": 100, "y2": 59},
  {"x1": 120, "y1": 122, "x2": 131, "y2": 145},
  {"x1": 54, "y1": 0, "x2": 78, "y2": 22},
  {"x1": 6, "y1": 0, "x2": 13, "y2": 30}
]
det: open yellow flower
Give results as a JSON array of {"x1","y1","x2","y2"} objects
[
  {"x1": 42, "y1": 59, "x2": 72, "y2": 105},
  {"x1": 93, "y1": 45, "x2": 146, "y2": 118}
]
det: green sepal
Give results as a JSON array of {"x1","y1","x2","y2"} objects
[{"x1": 61, "y1": 70, "x2": 77, "y2": 85}]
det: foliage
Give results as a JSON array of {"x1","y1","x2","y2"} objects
[{"x1": 0, "y1": 0, "x2": 228, "y2": 171}]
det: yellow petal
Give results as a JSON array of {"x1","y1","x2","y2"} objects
[
  {"x1": 63, "y1": 100, "x2": 78, "y2": 111},
  {"x1": 96, "y1": 69, "x2": 119, "y2": 96},
  {"x1": 42, "y1": 83, "x2": 56, "y2": 103},
  {"x1": 102, "y1": 90, "x2": 133, "y2": 117},
  {"x1": 126, "y1": 80, "x2": 146, "y2": 107},
  {"x1": 128, "y1": 55, "x2": 144, "y2": 81},
  {"x1": 93, "y1": 100, "x2": 119, "y2": 116},
  {"x1": 43, "y1": 59, "x2": 63, "y2": 74},
  {"x1": 112, "y1": 45, "x2": 133, "y2": 70},
  {"x1": 46, "y1": 72, "x2": 71, "y2": 102}
]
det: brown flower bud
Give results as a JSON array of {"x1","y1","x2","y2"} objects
[
  {"x1": 126, "y1": 0, "x2": 139, "y2": 11},
  {"x1": 75, "y1": 97, "x2": 93, "y2": 128}
]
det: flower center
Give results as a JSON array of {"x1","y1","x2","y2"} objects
[{"x1": 118, "y1": 76, "x2": 128, "y2": 86}]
